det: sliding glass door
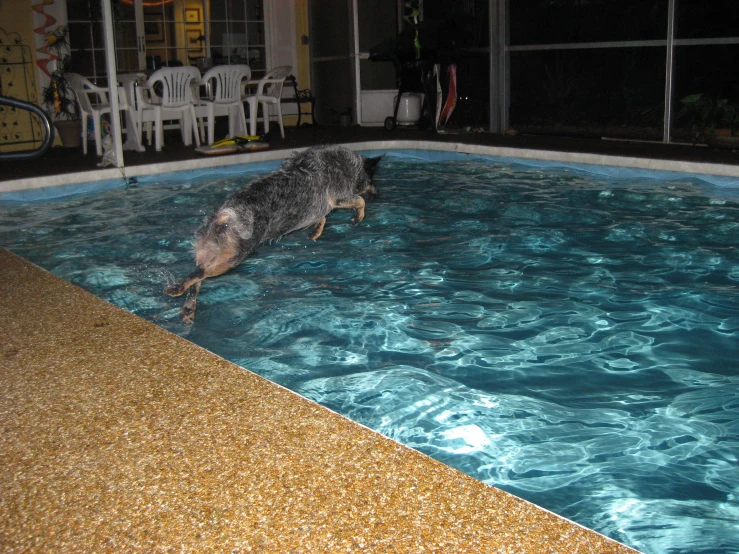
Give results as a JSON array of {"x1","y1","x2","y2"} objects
[
  {"x1": 66, "y1": 0, "x2": 266, "y2": 85},
  {"x1": 308, "y1": 0, "x2": 355, "y2": 125}
]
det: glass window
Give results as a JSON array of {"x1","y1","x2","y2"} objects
[
  {"x1": 509, "y1": 47, "x2": 665, "y2": 140},
  {"x1": 423, "y1": 0, "x2": 490, "y2": 50},
  {"x1": 676, "y1": 0, "x2": 739, "y2": 40},
  {"x1": 672, "y1": 44, "x2": 739, "y2": 140},
  {"x1": 209, "y1": 0, "x2": 265, "y2": 72},
  {"x1": 66, "y1": 0, "x2": 266, "y2": 83},
  {"x1": 510, "y1": 0, "x2": 668, "y2": 45},
  {"x1": 310, "y1": 0, "x2": 350, "y2": 59}
]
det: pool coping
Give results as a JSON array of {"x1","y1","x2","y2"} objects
[
  {"x1": 2, "y1": 140, "x2": 739, "y2": 201},
  {"x1": 1, "y1": 242, "x2": 641, "y2": 548}
]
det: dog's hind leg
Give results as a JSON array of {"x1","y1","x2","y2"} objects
[
  {"x1": 168, "y1": 264, "x2": 232, "y2": 322},
  {"x1": 180, "y1": 280, "x2": 202, "y2": 323},
  {"x1": 333, "y1": 195, "x2": 366, "y2": 224},
  {"x1": 167, "y1": 241, "x2": 239, "y2": 297},
  {"x1": 309, "y1": 217, "x2": 326, "y2": 240},
  {"x1": 166, "y1": 257, "x2": 236, "y2": 322},
  {"x1": 166, "y1": 267, "x2": 205, "y2": 297}
]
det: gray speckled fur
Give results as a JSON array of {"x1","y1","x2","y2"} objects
[{"x1": 167, "y1": 145, "x2": 381, "y2": 322}]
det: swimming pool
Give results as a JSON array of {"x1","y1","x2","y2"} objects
[{"x1": 2, "y1": 149, "x2": 738, "y2": 554}]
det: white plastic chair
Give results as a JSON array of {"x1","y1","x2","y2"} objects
[
  {"x1": 136, "y1": 66, "x2": 201, "y2": 151},
  {"x1": 195, "y1": 64, "x2": 251, "y2": 145},
  {"x1": 66, "y1": 73, "x2": 131, "y2": 156},
  {"x1": 244, "y1": 65, "x2": 292, "y2": 138}
]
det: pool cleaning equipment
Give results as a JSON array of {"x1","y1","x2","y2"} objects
[{"x1": 393, "y1": 93, "x2": 424, "y2": 126}]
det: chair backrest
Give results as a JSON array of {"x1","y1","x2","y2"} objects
[
  {"x1": 147, "y1": 66, "x2": 201, "y2": 108},
  {"x1": 201, "y1": 64, "x2": 251, "y2": 104},
  {"x1": 255, "y1": 65, "x2": 292, "y2": 100},
  {"x1": 66, "y1": 72, "x2": 108, "y2": 114}
]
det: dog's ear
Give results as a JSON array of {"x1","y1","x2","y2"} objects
[{"x1": 363, "y1": 155, "x2": 383, "y2": 177}]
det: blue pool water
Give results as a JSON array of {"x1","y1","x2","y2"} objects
[{"x1": 2, "y1": 152, "x2": 739, "y2": 554}]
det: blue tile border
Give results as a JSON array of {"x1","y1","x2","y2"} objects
[
  {"x1": 0, "y1": 177, "x2": 126, "y2": 203},
  {"x1": 3, "y1": 146, "x2": 738, "y2": 204},
  {"x1": 132, "y1": 159, "x2": 283, "y2": 187},
  {"x1": 364, "y1": 148, "x2": 739, "y2": 189}
]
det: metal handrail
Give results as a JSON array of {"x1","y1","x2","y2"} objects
[{"x1": 0, "y1": 95, "x2": 55, "y2": 160}]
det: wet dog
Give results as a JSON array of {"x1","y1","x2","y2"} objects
[{"x1": 166, "y1": 145, "x2": 382, "y2": 322}]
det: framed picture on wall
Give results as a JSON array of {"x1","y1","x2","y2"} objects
[
  {"x1": 185, "y1": 9, "x2": 200, "y2": 24},
  {"x1": 144, "y1": 15, "x2": 164, "y2": 42},
  {"x1": 186, "y1": 29, "x2": 204, "y2": 50}
]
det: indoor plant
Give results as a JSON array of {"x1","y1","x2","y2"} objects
[
  {"x1": 678, "y1": 92, "x2": 739, "y2": 149},
  {"x1": 40, "y1": 25, "x2": 81, "y2": 148}
]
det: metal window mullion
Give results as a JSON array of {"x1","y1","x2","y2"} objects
[
  {"x1": 244, "y1": 0, "x2": 251, "y2": 60},
  {"x1": 500, "y1": 0, "x2": 509, "y2": 132},
  {"x1": 489, "y1": 0, "x2": 495, "y2": 132},
  {"x1": 101, "y1": 0, "x2": 123, "y2": 168},
  {"x1": 508, "y1": 39, "x2": 667, "y2": 52},
  {"x1": 204, "y1": 1, "x2": 211, "y2": 58},
  {"x1": 663, "y1": 0, "x2": 676, "y2": 143},
  {"x1": 351, "y1": 0, "x2": 361, "y2": 125},
  {"x1": 89, "y1": 23, "x2": 97, "y2": 82},
  {"x1": 225, "y1": 0, "x2": 231, "y2": 64},
  {"x1": 674, "y1": 37, "x2": 739, "y2": 46}
]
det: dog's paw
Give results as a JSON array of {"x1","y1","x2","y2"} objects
[
  {"x1": 166, "y1": 283, "x2": 185, "y2": 297},
  {"x1": 181, "y1": 305, "x2": 196, "y2": 324}
]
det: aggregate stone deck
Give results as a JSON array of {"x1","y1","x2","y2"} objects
[{"x1": 1, "y1": 248, "x2": 639, "y2": 553}]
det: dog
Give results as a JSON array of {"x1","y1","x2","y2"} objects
[{"x1": 166, "y1": 145, "x2": 382, "y2": 322}]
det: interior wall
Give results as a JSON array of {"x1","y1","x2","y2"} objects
[
  {"x1": 293, "y1": 0, "x2": 311, "y2": 90},
  {"x1": 0, "y1": 3, "x2": 47, "y2": 151}
]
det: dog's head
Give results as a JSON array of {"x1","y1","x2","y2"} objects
[
  {"x1": 363, "y1": 155, "x2": 383, "y2": 178},
  {"x1": 359, "y1": 155, "x2": 383, "y2": 199}
]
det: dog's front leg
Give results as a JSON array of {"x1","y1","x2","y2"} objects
[
  {"x1": 333, "y1": 195, "x2": 366, "y2": 224},
  {"x1": 309, "y1": 217, "x2": 326, "y2": 240}
]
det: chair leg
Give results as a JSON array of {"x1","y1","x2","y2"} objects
[
  {"x1": 190, "y1": 106, "x2": 200, "y2": 147},
  {"x1": 261, "y1": 102, "x2": 270, "y2": 135},
  {"x1": 138, "y1": 110, "x2": 151, "y2": 147},
  {"x1": 248, "y1": 98, "x2": 258, "y2": 137},
  {"x1": 198, "y1": 108, "x2": 206, "y2": 143},
  {"x1": 155, "y1": 111, "x2": 163, "y2": 151},
  {"x1": 208, "y1": 104, "x2": 215, "y2": 145},
  {"x1": 93, "y1": 116, "x2": 103, "y2": 157},
  {"x1": 237, "y1": 103, "x2": 247, "y2": 137},
  {"x1": 227, "y1": 106, "x2": 236, "y2": 138},
  {"x1": 276, "y1": 102, "x2": 285, "y2": 139},
  {"x1": 137, "y1": 111, "x2": 144, "y2": 146},
  {"x1": 180, "y1": 110, "x2": 190, "y2": 146},
  {"x1": 81, "y1": 116, "x2": 88, "y2": 155}
]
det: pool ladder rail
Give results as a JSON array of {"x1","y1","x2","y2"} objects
[{"x1": 0, "y1": 95, "x2": 55, "y2": 160}]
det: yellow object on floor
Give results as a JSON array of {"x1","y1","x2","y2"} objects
[{"x1": 197, "y1": 135, "x2": 270, "y2": 155}]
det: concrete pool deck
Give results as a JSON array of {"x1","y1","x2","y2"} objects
[{"x1": 0, "y1": 247, "x2": 639, "y2": 551}]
